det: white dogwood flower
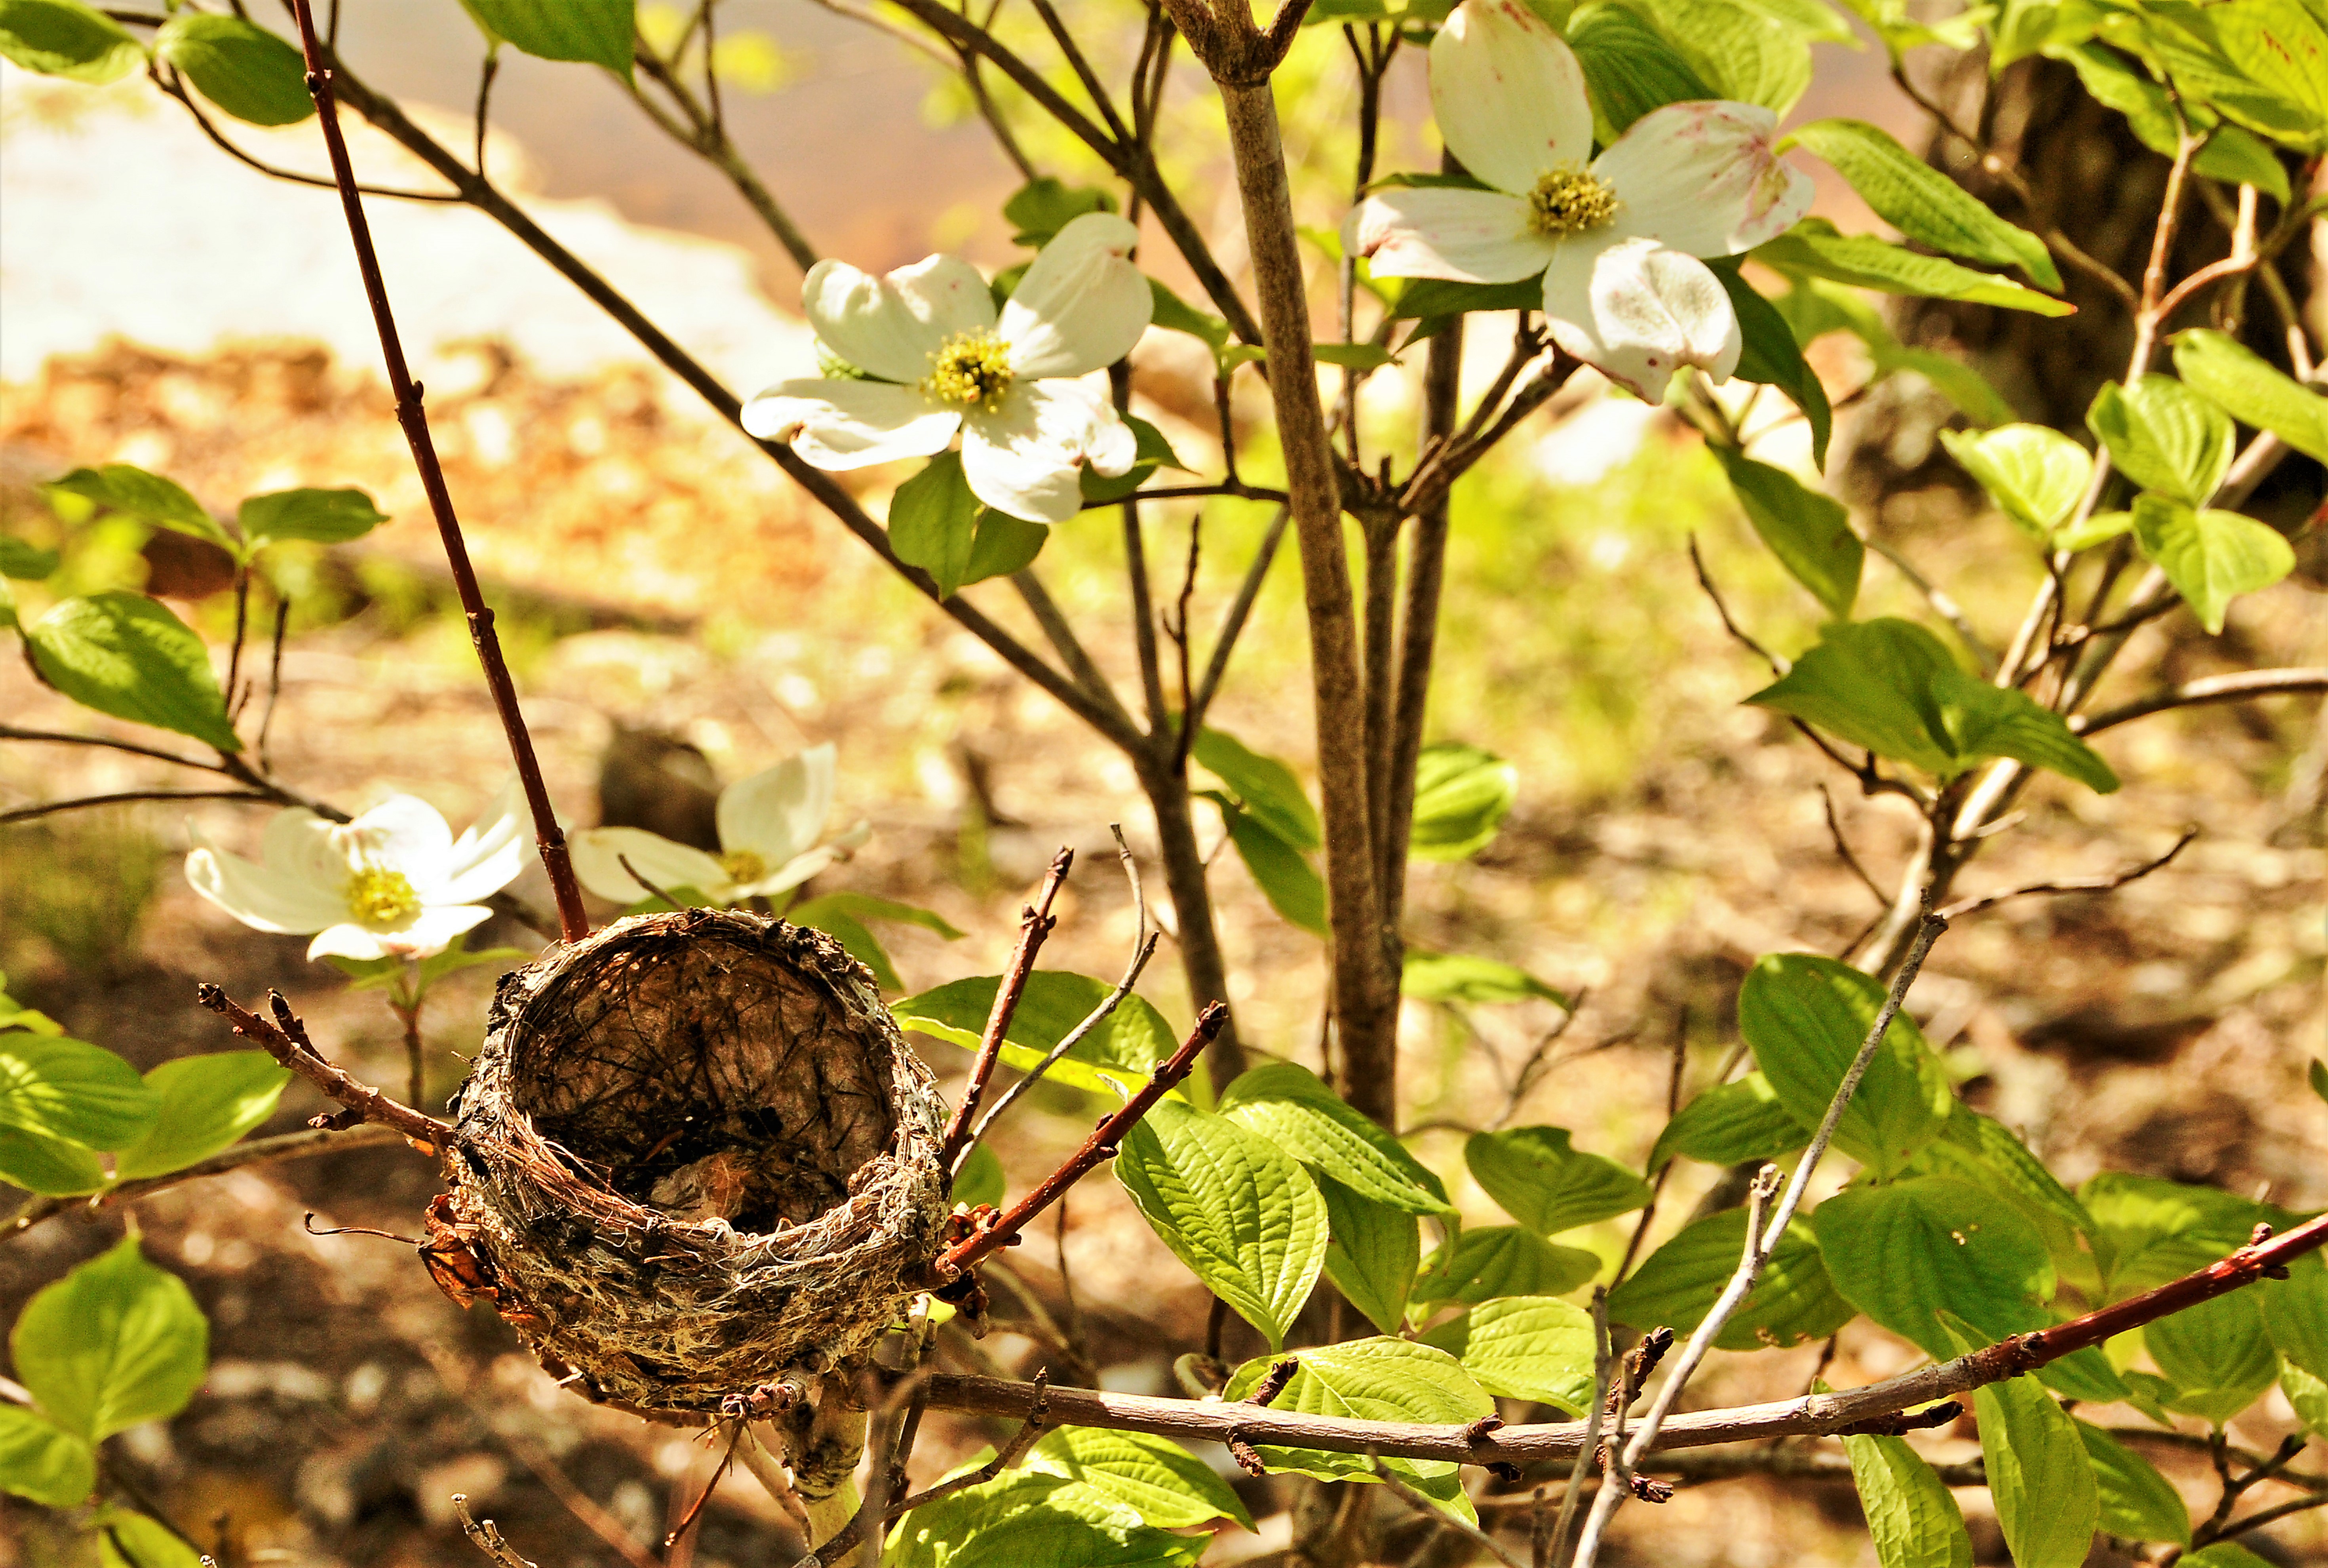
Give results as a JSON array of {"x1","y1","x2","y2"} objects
[
  {"x1": 569, "y1": 744, "x2": 868, "y2": 907},
  {"x1": 1350, "y1": 0, "x2": 1814, "y2": 397},
  {"x1": 741, "y1": 212, "x2": 1151, "y2": 524},
  {"x1": 187, "y1": 779, "x2": 533, "y2": 961}
]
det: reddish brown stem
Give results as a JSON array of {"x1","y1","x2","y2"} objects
[
  {"x1": 936, "y1": 1004, "x2": 1225, "y2": 1278},
  {"x1": 197, "y1": 984, "x2": 453, "y2": 1150},
  {"x1": 283, "y1": 0, "x2": 587, "y2": 944},
  {"x1": 938, "y1": 848, "x2": 1073, "y2": 1172}
]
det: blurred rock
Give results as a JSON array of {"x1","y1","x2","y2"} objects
[{"x1": 598, "y1": 723, "x2": 721, "y2": 849}]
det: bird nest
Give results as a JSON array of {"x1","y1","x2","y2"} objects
[{"x1": 440, "y1": 908, "x2": 951, "y2": 1420}]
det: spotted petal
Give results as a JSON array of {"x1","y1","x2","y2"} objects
[
  {"x1": 1593, "y1": 101, "x2": 1815, "y2": 258},
  {"x1": 718, "y1": 745, "x2": 835, "y2": 870},
  {"x1": 800, "y1": 253, "x2": 997, "y2": 383},
  {"x1": 1541, "y1": 236, "x2": 1740, "y2": 398},
  {"x1": 741, "y1": 379, "x2": 962, "y2": 470},
  {"x1": 962, "y1": 380, "x2": 1137, "y2": 523},
  {"x1": 569, "y1": 828, "x2": 728, "y2": 905},
  {"x1": 1429, "y1": 0, "x2": 1595, "y2": 196},
  {"x1": 1348, "y1": 187, "x2": 1554, "y2": 284},
  {"x1": 1001, "y1": 213, "x2": 1153, "y2": 379}
]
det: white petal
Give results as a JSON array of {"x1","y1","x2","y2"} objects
[
  {"x1": 799, "y1": 253, "x2": 996, "y2": 383},
  {"x1": 740, "y1": 379, "x2": 962, "y2": 470},
  {"x1": 999, "y1": 213, "x2": 1153, "y2": 379},
  {"x1": 1594, "y1": 100, "x2": 1816, "y2": 257},
  {"x1": 718, "y1": 745, "x2": 835, "y2": 868},
  {"x1": 1429, "y1": 0, "x2": 1595, "y2": 195},
  {"x1": 336, "y1": 795, "x2": 456, "y2": 892},
  {"x1": 1541, "y1": 236, "x2": 1740, "y2": 399},
  {"x1": 1348, "y1": 188, "x2": 1555, "y2": 284},
  {"x1": 436, "y1": 775, "x2": 534, "y2": 905},
  {"x1": 569, "y1": 828, "x2": 729, "y2": 904},
  {"x1": 961, "y1": 381, "x2": 1132, "y2": 524},
  {"x1": 306, "y1": 904, "x2": 490, "y2": 963},
  {"x1": 732, "y1": 845, "x2": 843, "y2": 902},
  {"x1": 261, "y1": 807, "x2": 354, "y2": 888},
  {"x1": 185, "y1": 838, "x2": 344, "y2": 935},
  {"x1": 306, "y1": 923, "x2": 390, "y2": 962}
]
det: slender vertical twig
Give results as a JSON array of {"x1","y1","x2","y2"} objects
[
  {"x1": 940, "y1": 849, "x2": 1073, "y2": 1172},
  {"x1": 282, "y1": 0, "x2": 588, "y2": 942}
]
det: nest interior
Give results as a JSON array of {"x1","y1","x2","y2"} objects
[{"x1": 446, "y1": 909, "x2": 950, "y2": 1417}]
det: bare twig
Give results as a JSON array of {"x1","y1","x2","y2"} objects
[
  {"x1": 1863, "y1": 536, "x2": 1997, "y2": 675},
  {"x1": 7, "y1": 1123, "x2": 405, "y2": 1239},
  {"x1": 283, "y1": 0, "x2": 588, "y2": 942},
  {"x1": 940, "y1": 848, "x2": 1073, "y2": 1172},
  {"x1": 0, "y1": 790, "x2": 274, "y2": 825},
  {"x1": 1546, "y1": 1288, "x2": 1611, "y2": 1566},
  {"x1": 453, "y1": 1496, "x2": 539, "y2": 1568},
  {"x1": 1936, "y1": 827, "x2": 2197, "y2": 919},
  {"x1": 1820, "y1": 787, "x2": 1888, "y2": 906},
  {"x1": 2075, "y1": 668, "x2": 2328, "y2": 735},
  {"x1": 196, "y1": 985, "x2": 452, "y2": 1149},
  {"x1": 1370, "y1": 1452, "x2": 1524, "y2": 1568}
]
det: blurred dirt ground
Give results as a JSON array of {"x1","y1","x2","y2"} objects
[{"x1": 2, "y1": 337, "x2": 2324, "y2": 1567}]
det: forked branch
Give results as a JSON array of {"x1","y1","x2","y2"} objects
[{"x1": 196, "y1": 985, "x2": 453, "y2": 1149}]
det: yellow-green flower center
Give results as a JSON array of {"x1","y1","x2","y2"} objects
[
  {"x1": 719, "y1": 849, "x2": 769, "y2": 886},
  {"x1": 346, "y1": 866, "x2": 421, "y2": 927},
  {"x1": 922, "y1": 330, "x2": 1015, "y2": 411},
  {"x1": 1527, "y1": 166, "x2": 1621, "y2": 238}
]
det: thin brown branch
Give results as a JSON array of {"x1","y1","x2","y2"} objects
[
  {"x1": 453, "y1": 1496, "x2": 538, "y2": 1568},
  {"x1": 2076, "y1": 668, "x2": 2328, "y2": 735},
  {"x1": 968, "y1": 910, "x2": 1158, "y2": 1151},
  {"x1": 936, "y1": 1004, "x2": 1225, "y2": 1278},
  {"x1": 0, "y1": 790, "x2": 274, "y2": 825},
  {"x1": 196, "y1": 984, "x2": 453, "y2": 1149},
  {"x1": 1863, "y1": 535, "x2": 1998, "y2": 675},
  {"x1": 1935, "y1": 826, "x2": 2197, "y2": 919},
  {"x1": 1371, "y1": 1453, "x2": 1525, "y2": 1568},
  {"x1": 1820, "y1": 786, "x2": 1888, "y2": 906},
  {"x1": 1183, "y1": 505, "x2": 1292, "y2": 755},
  {"x1": 6, "y1": 1123, "x2": 406, "y2": 1239},
  {"x1": 0, "y1": 723, "x2": 233, "y2": 773},
  {"x1": 283, "y1": 0, "x2": 588, "y2": 943},
  {"x1": 939, "y1": 848, "x2": 1073, "y2": 1172},
  {"x1": 154, "y1": 68, "x2": 460, "y2": 202}
]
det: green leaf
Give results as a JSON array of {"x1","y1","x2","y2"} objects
[
  {"x1": 2173, "y1": 329, "x2": 2328, "y2": 463},
  {"x1": 12, "y1": 1235, "x2": 208, "y2": 1442},
  {"x1": 458, "y1": 0, "x2": 635, "y2": 76},
  {"x1": 1747, "y1": 617, "x2": 2119, "y2": 792},
  {"x1": 1813, "y1": 1177, "x2": 2056, "y2": 1357},
  {"x1": 1316, "y1": 1173, "x2": 1421, "y2": 1334},
  {"x1": 154, "y1": 15, "x2": 314, "y2": 127},
  {"x1": 1146, "y1": 280, "x2": 1231, "y2": 353},
  {"x1": 413, "y1": 932, "x2": 532, "y2": 992},
  {"x1": 1938, "y1": 424, "x2": 2093, "y2": 538},
  {"x1": 1738, "y1": 951, "x2": 1953, "y2": 1179},
  {"x1": 1214, "y1": 799, "x2": 1328, "y2": 935},
  {"x1": 2056, "y1": 507, "x2": 2134, "y2": 553},
  {"x1": 794, "y1": 891, "x2": 966, "y2": 943},
  {"x1": 1419, "y1": 1295, "x2": 1598, "y2": 1414},
  {"x1": 889, "y1": 451, "x2": 983, "y2": 600},
  {"x1": 1193, "y1": 729, "x2": 1318, "y2": 849},
  {"x1": 2210, "y1": 0, "x2": 2328, "y2": 150},
  {"x1": 1877, "y1": 346, "x2": 2019, "y2": 428},
  {"x1": 1411, "y1": 1225, "x2": 1600, "y2": 1309},
  {"x1": 0, "y1": 1033, "x2": 157, "y2": 1151},
  {"x1": 26, "y1": 593, "x2": 243, "y2": 753},
  {"x1": 1788, "y1": 119, "x2": 2060, "y2": 288},
  {"x1": 1606, "y1": 1205, "x2": 1855, "y2": 1350},
  {"x1": 0, "y1": 0, "x2": 140, "y2": 83},
  {"x1": 1754, "y1": 219, "x2": 2076, "y2": 314},
  {"x1": 42, "y1": 465, "x2": 233, "y2": 553},
  {"x1": 1465, "y1": 1126, "x2": 1651, "y2": 1237},
  {"x1": 1841, "y1": 1429, "x2": 1974, "y2": 1568},
  {"x1": 1220, "y1": 1061, "x2": 1449, "y2": 1214},
  {"x1": 1408, "y1": 742, "x2": 1516, "y2": 861},
  {"x1": 1618, "y1": 0, "x2": 1812, "y2": 113},
  {"x1": 2177, "y1": 1545, "x2": 2277, "y2": 1568},
  {"x1": 894, "y1": 972, "x2": 1180, "y2": 1098},
  {"x1": 1649, "y1": 1071, "x2": 1807, "y2": 1170},
  {"x1": 2088, "y1": 375, "x2": 2237, "y2": 504},
  {"x1": 0, "y1": 974, "x2": 64, "y2": 1036},
  {"x1": 1004, "y1": 178, "x2": 1117, "y2": 247},
  {"x1": 887, "y1": 1469, "x2": 1203, "y2": 1568},
  {"x1": 2075, "y1": 1420, "x2": 2189, "y2": 1546},
  {"x1": 951, "y1": 1141, "x2": 1005, "y2": 1211},
  {"x1": 1401, "y1": 950, "x2": 1567, "y2": 1007},
  {"x1": 789, "y1": 904, "x2": 897, "y2": 989},
  {"x1": 1312, "y1": 343, "x2": 1401, "y2": 371},
  {"x1": 0, "y1": 1404, "x2": 93, "y2": 1507},
  {"x1": 0, "y1": 1125, "x2": 106, "y2": 1195},
  {"x1": 2080, "y1": 1173, "x2": 2272, "y2": 1296},
  {"x1": 1714, "y1": 264, "x2": 1833, "y2": 468},
  {"x1": 95, "y1": 1509, "x2": 206, "y2": 1568},
  {"x1": 237, "y1": 487, "x2": 388, "y2": 546},
  {"x1": 1907, "y1": 1106, "x2": 2092, "y2": 1272},
  {"x1": 110, "y1": 1052, "x2": 290, "y2": 1182},
  {"x1": 2260, "y1": 1256, "x2": 2328, "y2": 1381},
  {"x1": 2129, "y1": 493, "x2": 2296, "y2": 635},
  {"x1": 2144, "y1": 1288, "x2": 2281, "y2": 1423},
  {"x1": 0, "y1": 535, "x2": 59, "y2": 580},
  {"x1": 1387, "y1": 277, "x2": 1546, "y2": 322},
  {"x1": 964, "y1": 508, "x2": 1050, "y2": 585},
  {"x1": 1115, "y1": 1098, "x2": 1328, "y2": 1350},
  {"x1": 2282, "y1": 1359, "x2": 2328, "y2": 1440},
  {"x1": 1712, "y1": 447, "x2": 1861, "y2": 618},
  {"x1": 2313, "y1": 1055, "x2": 2328, "y2": 1104},
  {"x1": 1027, "y1": 1427, "x2": 1253, "y2": 1530},
  {"x1": 1567, "y1": 3, "x2": 1715, "y2": 139},
  {"x1": 1973, "y1": 1374, "x2": 2100, "y2": 1568},
  {"x1": 1220, "y1": 1338, "x2": 1491, "y2": 1513}
]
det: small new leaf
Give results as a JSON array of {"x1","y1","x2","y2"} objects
[
  {"x1": 1712, "y1": 447, "x2": 1860, "y2": 617},
  {"x1": 155, "y1": 15, "x2": 315, "y2": 127},
  {"x1": 458, "y1": 0, "x2": 635, "y2": 77},
  {"x1": 2129, "y1": 493, "x2": 2296, "y2": 635},
  {"x1": 12, "y1": 1236, "x2": 209, "y2": 1442},
  {"x1": 26, "y1": 593, "x2": 242, "y2": 752},
  {"x1": 1938, "y1": 424, "x2": 2093, "y2": 538},
  {"x1": 1789, "y1": 118, "x2": 2060, "y2": 287},
  {"x1": 238, "y1": 487, "x2": 388, "y2": 546},
  {"x1": 0, "y1": 0, "x2": 142, "y2": 84},
  {"x1": 109, "y1": 1052, "x2": 290, "y2": 1182},
  {"x1": 1464, "y1": 1125, "x2": 1650, "y2": 1237},
  {"x1": 2087, "y1": 375, "x2": 2235, "y2": 505}
]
